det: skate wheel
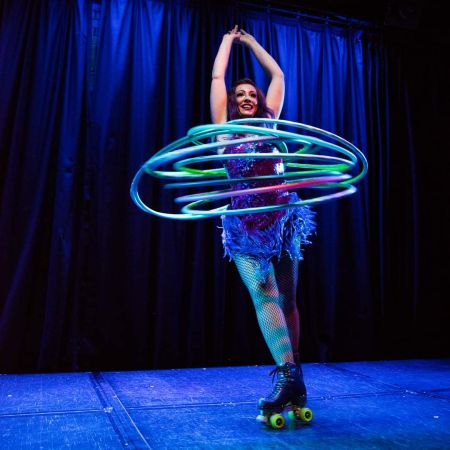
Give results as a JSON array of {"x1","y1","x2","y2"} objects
[
  {"x1": 298, "y1": 407, "x2": 313, "y2": 423},
  {"x1": 269, "y1": 414, "x2": 285, "y2": 429}
]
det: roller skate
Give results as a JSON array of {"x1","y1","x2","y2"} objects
[{"x1": 256, "y1": 362, "x2": 313, "y2": 429}]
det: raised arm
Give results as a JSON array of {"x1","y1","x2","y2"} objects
[
  {"x1": 210, "y1": 26, "x2": 241, "y2": 124},
  {"x1": 239, "y1": 29, "x2": 285, "y2": 119}
]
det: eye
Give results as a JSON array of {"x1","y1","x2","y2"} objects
[
  {"x1": 236, "y1": 93, "x2": 244, "y2": 97},
  {"x1": 251, "y1": 93, "x2": 257, "y2": 98}
]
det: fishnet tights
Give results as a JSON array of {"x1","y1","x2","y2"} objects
[{"x1": 234, "y1": 254, "x2": 300, "y2": 366}]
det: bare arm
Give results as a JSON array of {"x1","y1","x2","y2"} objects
[
  {"x1": 210, "y1": 26, "x2": 241, "y2": 124},
  {"x1": 239, "y1": 30, "x2": 285, "y2": 119}
]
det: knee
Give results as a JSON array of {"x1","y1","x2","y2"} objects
[{"x1": 248, "y1": 279, "x2": 279, "y2": 308}]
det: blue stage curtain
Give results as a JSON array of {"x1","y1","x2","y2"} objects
[{"x1": 0, "y1": 0, "x2": 448, "y2": 372}]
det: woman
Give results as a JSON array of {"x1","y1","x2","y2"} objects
[{"x1": 210, "y1": 26, "x2": 315, "y2": 419}]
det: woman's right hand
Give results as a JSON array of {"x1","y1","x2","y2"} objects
[{"x1": 223, "y1": 24, "x2": 241, "y2": 42}]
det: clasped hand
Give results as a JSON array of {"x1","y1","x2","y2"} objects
[{"x1": 225, "y1": 25, "x2": 255, "y2": 46}]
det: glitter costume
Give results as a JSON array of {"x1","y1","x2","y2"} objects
[{"x1": 221, "y1": 139, "x2": 316, "y2": 275}]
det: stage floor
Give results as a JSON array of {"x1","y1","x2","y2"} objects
[{"x1": 1, "y1": 359, "x2": 449, "y2": 449}]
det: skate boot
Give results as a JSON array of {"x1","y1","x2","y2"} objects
[{"x1": 256, "y1": 362, "x2": 313, "y2": 429}]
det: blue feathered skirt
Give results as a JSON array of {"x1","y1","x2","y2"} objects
[{"x1": 221, "y1": 192, "x2": 316, "y2": 275}]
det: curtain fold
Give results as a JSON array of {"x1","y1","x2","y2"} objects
[{"x1": 0, "y1": 0, "x2": 88, "y2": 370}]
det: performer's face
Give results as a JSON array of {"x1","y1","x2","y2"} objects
[{"x1": 235, "y1": 84, "x2": 258, "y2": 117}]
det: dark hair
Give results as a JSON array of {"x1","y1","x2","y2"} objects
[{"x1": 227, "y1": 78, "x2": 274, "y2": 120}]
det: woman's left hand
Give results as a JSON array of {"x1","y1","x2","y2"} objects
[{"x1": 239, "y1": 29, "x2": 256, "y2": 46}]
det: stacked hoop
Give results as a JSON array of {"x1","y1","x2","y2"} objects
[{"x1": 130, "y1": 118, "x2": 368, "y2": 219}]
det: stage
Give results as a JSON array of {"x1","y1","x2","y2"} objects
[{"x1": 1, "y1": 359, "x2": 449, "y2": 449}]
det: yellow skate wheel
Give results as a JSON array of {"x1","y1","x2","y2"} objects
[
  {"x1": 269, "y1": 414, "x2": 285, "y2": 429},
  {"x1": 299, "y1": 407, "x2": 313, "y2": 423}
]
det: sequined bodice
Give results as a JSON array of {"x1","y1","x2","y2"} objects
[{"x1": 223, "y1": 141, "x2": 291, "y2": 230}]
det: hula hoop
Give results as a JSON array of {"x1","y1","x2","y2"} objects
[{"x1": 130, "y1": 118, "x2": 368, "y2": 219}]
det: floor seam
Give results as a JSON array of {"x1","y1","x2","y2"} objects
[
  {"x1": 122, "y1": 390, "x2": 412, "y2": 411},
  {"x1": 90, "y1": 371, "x2": 153, "y2": 450},
  {"x1": 0, "y1": 408, "x2": 104, "y2": 419}
]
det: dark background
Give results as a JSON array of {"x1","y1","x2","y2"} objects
[{"x1": 1, "y1": 0, "x2": 449, "y2": 373}]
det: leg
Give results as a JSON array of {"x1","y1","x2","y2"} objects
[
  {"x1": 233, "y1": 254, "x2": 308, "y2": 421},
  {"x1": 233, "y1": 254, "x2": 294, "y2": 366},
  {"x1": 273, "y1": 255, "x2": 300, "y2": 361},
  {"x1": 258, "y1": 256, "x2": 307, "y2": 415}
]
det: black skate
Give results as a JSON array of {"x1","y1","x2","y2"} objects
[{"x1": 256, "y1": 362, "x2": 313, "y2": 429}]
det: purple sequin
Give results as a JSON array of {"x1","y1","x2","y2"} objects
[
  {"x1": 223, "y1": 141, "x2": 289, "y2": 231},
  {"x1": 221, "y1": 141, "x2": 316, "y2": 271}
]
